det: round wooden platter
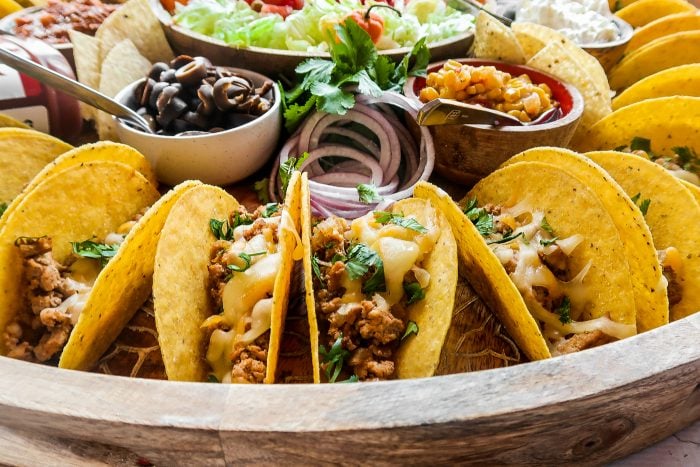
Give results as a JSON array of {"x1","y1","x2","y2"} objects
[{"x1": 1, "y1": 310, "x2": 698, "y2": 465}]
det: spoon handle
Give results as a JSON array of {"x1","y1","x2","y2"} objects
[
  {"x1": 417, "y1": 98, "x2": 522, "y2": 126},
  {"x1": 0, "y1": 46, "x2": 153, "y2": 134},
  {"x1": 447, "y1": 0, "x2": 513, "y2": 26}
]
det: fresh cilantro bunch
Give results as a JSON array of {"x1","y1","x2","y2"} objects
[{"x1": 282, "y1": 19, "x2": 430, "y2": 132}]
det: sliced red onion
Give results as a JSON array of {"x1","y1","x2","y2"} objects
[{"x1": 272, "y1": 91, "x2": 435, "y2": 218}]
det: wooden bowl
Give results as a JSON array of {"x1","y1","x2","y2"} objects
[
  {"x1": 581, "y1": 17, "x2": 634, "y2": 72},
  {"x1": 0, "y1": 312, "x2": 698, "y2": 464},
  {"x1": 405, "y1": 59, "x2": 584, "y2": 185},
  {"x1": 150, "y1": 0, "x2": 475, "y2": 78}
]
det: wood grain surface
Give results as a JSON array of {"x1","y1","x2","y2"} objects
[{"x1": 0, "y1": 312, "x2": 697, "y2": 465}]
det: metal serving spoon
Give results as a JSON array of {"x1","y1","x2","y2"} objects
[
  {"x1": 0, "y1": 46, "x2": 154, "y2": 134},
  {"x1": 416, "y1": 98, "x2": 561, "y2": 127},
  {"x1": 447, "y1": 0, "x2": 513, "y2": 26}
]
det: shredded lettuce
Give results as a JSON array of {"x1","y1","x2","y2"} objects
[{"x1": 174, "y1": 0, "x2": 474, "y2": 52}]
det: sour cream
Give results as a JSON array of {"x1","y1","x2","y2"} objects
[{"x1": 516, "y1": 0, "x2": 619, "y2": 44}]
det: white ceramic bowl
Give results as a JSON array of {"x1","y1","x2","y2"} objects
[{"x1": 114, "y1": 68, "x2": 282, "y2": 186}]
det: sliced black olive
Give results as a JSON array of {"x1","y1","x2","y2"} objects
[
  {"x1": 148, "y1": 62, "x2": 169, "y2": 81},
  {"x1": 170, "y1": 55, "x2": 194, "y2": 70},
  {"x1": 149, "y1": 82, "x2": 169, "y2": 110},
  {"x1": 213, "y1": 76, "x2": 253, "y2": 111},
  {"x1": 182, "y1": 111, "x2": 209, "y2": 129},
  {"x1": 136, "y1": 78, "x2": 156, "y2": 107},
  {"x1": 156, "y1": 86, "x2": 180, "y2": 114},
  {"x1": 159, "y1": 68, "x2": 177, "y2": 83},
  {"x1": 176, "y1": 60, "x2": 208, "y2": 87}
]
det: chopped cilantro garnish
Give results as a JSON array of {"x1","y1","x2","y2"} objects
[
  {"x1": 401, "y1": 320, "x2": 419, "y2": 341},
  {"x1": 207, "y1": 374, "x2": 219, "y2": 383},
  {"x1": 556, "y1": 296, "x2": 572, "y2": 324},
  {"x1": 0, "y1": 202, "x2": 7, "y2": 217},
  {"x1": 540, "y1": 216, "x2": 555, "y2": 236},
  {"x1": 319, "y1": 334, "x2": 350, "y2": 383},
  {"x1": 311, "y1": 254, "x2": 325, "y2": 286},
  {"x1": 210, "y1": 214, "x2": 253, "y2": 241},
  {"x1": 672, "y1": 146, "x2": 699, "y2": 171},
  {"x1": 357, "y1": 183, "x2": 383, "y2": 204},
  {"x1": 487, "y1": 232, "x2": 524, "y2": 245},
  {"x1": 227, "y1": 251, "x2": 266, "y2": 275},
  {"x1": 345, "y1": 243, "x2": 385, "y2": 294},
  {"x1": 403, "y1": 282, "x2": 425, "y2": 305},
  {"x1": 540, "y1": 237, "x2": 559, "y2": 247},
  {"x1": 71, "y1": 240, "x2": 120, "y2": 267},
  {"x1": 463, "y1": 198, "x2": 495, "y2": 237},
  {"x1": 630, "y1": 136, "x2": 652, "y2": 153},
  {"x1": 373, "y1": 211, "x2": 428, "y2": 233},
  {"x1": 630, "y1": 193, "x2": 651, "y2": 216},
  {"x1": 261, "y1": 203, "x2": 279, "y2": 218},
  {"x1": 279, "y1": 152, "x2": 309, "y2": 196},
  {"x1": 253, "y1": 178, "x2": 271, "y2": 204},
  {"x1": 340, "y1": 375, "x2": 359, "y2": 383}
]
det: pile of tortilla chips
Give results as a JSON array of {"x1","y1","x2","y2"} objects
[
  {"x1": 69, "y1": 0, "x2": 173, "y2": 140},
  {"x1": 471, "y1": 12, "x2": 612, "y2": 147}
]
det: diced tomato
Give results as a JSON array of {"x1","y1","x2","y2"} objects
[{"x1": 260, "y1": 3, "x2": 293, "y2": 18}]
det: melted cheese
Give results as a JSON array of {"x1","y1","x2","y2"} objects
[
  {"x1": 375, "y1": 237, "x2": 421, "y2": 306},
  {"x1": 222, "y1": 253, "x2": 280, "y2": 330},
  {"x1": 59, "y1": 258, "x2": 100, "y2": 325},
  {"x1": 206, "y1": 328, "x2": 235, "y2": 383}
]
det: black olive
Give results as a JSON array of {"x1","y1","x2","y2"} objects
[
  {"x1": 170, "y1": 54, "x2": 194, "y2": 70},
  {"x1": 149, "y1": 82, "x2": 169, "y2": 110},
  {"x1": 148, "y1": 62, "x2": 169, "y2": 81}
]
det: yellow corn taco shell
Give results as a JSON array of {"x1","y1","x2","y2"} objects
[
  {"x1": 0, "y1": 161, "x2": 160, "y2": 355},
  {"x1": 615, "y1": 0, "x2": 696, "y2": 28},
  {"x1": 608, "y1": 31, "x2": 700, "y2": 90},
  {"x1": 501, "y1": 147, "x2": 668, "y2": 331},
  {"x1": 626, "y1": 11, "x2": 700, "y2": 53},
  {"x1": 586, "y1": 151, "x2": 700, "y2": 321},
  {"x1": 59, "y1": 181, "x2": 200, "y2": 371},
  {"x1": 682, "y1": 180, "x2": 700, "y2": 203},
  {"x1": 612, "y1": 64, "x2": 700, "y2": 110},
  {"x1": 302, "y1": 178, "x2": 458, "y2": 382},
  {"x1": 0, "y1": 128, "x2": 72, "y2": 210},
  {"x1": 413, "y1": 182, "x2": 550, "y2": 362},
  {"x1": 577, "y1": 96, "x2": 700, "y2": 154},
  {"x1": 154, "y1": 174, "x2": 302, "y2": 383},
  {"x1": 0, "y1": 113, "x2": 30, "y2": 129}
]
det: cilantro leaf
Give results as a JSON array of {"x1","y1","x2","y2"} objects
[
  {"x1": 557, "y1": 296, "x2": 572, "y2": 324},
  {"x1": 540, "y1": 216, "x2": 555, "y2": 236},
  {"x1": 210, "y1": 214, "x2": 252, "y2": 241},
  {"x1": 371, "y1": 55, "x2": 396, "y2": 89},
  {"x1": 345, "y1": 243, "x2": 385, "y2": 294},
  {"x1": 390, "y1": 36, "x2": 429, "y2": 91},
  {"x1": 253, "y1": 178, "x2": 270, "y2": 204},
  {"x1": 227, "y1": 251, "x2": 266, "y2": 275},
  {"x1": 463, "y1": 198, "x2": 495, "y2": 237},
  {"x1": 261, "y1": 203, "x2": 279, "y2": 218},
  {"x1": 401, "y1": 320, "x2": 419, "y2": 340},
  {"x1": 487, "y1": 232, "x2": 524, "y2": 245},
  {"x1": 283, "y1": 96, "x2": 317, "y2": 133},
  {"x1": 630, "y1": 193, "x2": 651, "y2": 216},
  {"x1": 630, "y1": 136, "x2": 651, "y2": 153},
  {"x1": 319, "y1": 334, "x2": 350, "y2": 383},
  {"x1": 297, "y1": 58, "x2": 335, "y2": 91},
  {"x1": 207, "y1": 374, "x2": 219, "y2": 383},
  {"x1": 311, "y1": 254, "x2": 325, "y2": 286},
  {"x1": 71, "y1": 240, "x2": 120, "y2": 267},
  {"x1": 357, "y1": 183, "x2": 383, "y2": 204},
  {"x1": 354, "y1": 69, "x2": 383, "y2": 97},
  {"x1": 340, "y1": 375, "x2": 359, "y2": 383},
  {"x1": 279, "y1": 152, "x2": 309, "y2": 196},
  {"x1": 373, "y1": 211, "x2": 428, "y2": 233},
  {"x1": 0, "y1": 202, "x2": 7, "y2": 217},
  {"x1": 331, "y1": 19, "x2": 377, "y2": 75},
  {"x1": 540, "y1": 237, "x2": 559, "y2": 247},
  {"x1": 403, "y1": 282, "x2": 425, "y2": 305},
  {"x1": 672, "y1": 146, "x2": 699, "y2": 171},
  {"x1": 311, "y1": 81, "x2": 355, "y2": 115}
]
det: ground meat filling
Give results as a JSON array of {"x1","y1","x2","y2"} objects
[
  {"x1": 205, "y1": 205, "x2": 281, "y2": 383},
  {"x1": 658, "y1": 248, "x2": 684, "y2": 307},
  {"x1": 555, "y1": 330, "x2": 615, "y2": 354},
  {"x1": 312, "y1": 217, "x2": 408, "y2": 381},
  {"x1": 3, "y1": 237, "x2": 79, "y2": 362}
]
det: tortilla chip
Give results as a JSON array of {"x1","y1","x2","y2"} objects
[
  {"x1": 615, "y1": 0, "x2": 696, "y2": 28},
  {"x1": 0, "y1": 161, "x2": 160, "y2": 354},
  {"x1": 502, "y1": 147, "x2": 668, "y2": 332},
  {"x1": 526, "y1": 42, "x2": 611, "y2": 145},
  {"x1": 612, "y1": 64, "x2": 700, "y2": 110},
  {"x1": 512, "y1": 22, "x2": 611, "y2": 101},
  {"x1": 0, "y1": 128, "x2": 72, "y2": 207},
  {"x1": 69, "y1": 30, "x2": 101, "y2": 121},
  {"x1": 60, "y1": 181, "x2": 200, "y2": 371},
  {"x1": 609, "y1": 31, "x2": 700, "y2": 90},
  {"x1": 586, "y1": 151, "x2": 700, "y2": 321},
  {"x1": 413, "y1": 181, "x2": 551, "y2": 362},
  {"x1": 681, "y1": 180, "x2": 700, "y2": 204},
  {"x1": 394, "y1": 197, "x2": 458, "y2": 379},
  {"x1": 578, "y1": 96, "x2": 700, "y2": 154},
  {"x1": 153, "y1": 185, "x2": 238, "y2": 382},
  {"x1": 473, "y1": 11, "x2": 526, "y2": 64},
  {"x1": 610, "y1": 0, "x2": 638, "y2": 12},
  {"x1": 96, "y1": 0, "x2": 173, "y2": 64},
  {"x1": 626, "y1": 11, "x2": 700, "y2": 53},
  {"x1": 97, "y1": 39, "x2": 151, "y2": 141},
  {"x1": 0, "y1": 113, "x2": 30, "y2": 129}
]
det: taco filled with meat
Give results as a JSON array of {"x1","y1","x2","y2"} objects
[
  {"x1": 586, "y1": 151, "x2": 700, "y2": 322},
  {"x1": 153, "y1": 174, "x2": 303, "y2": 383},
  {"x1": 0, "y1": 160, "x2": 162, "y2": 365},
  {"x1": 301, "y1": 176, "x2": 458, "y2": 382},
  {"x1": 414, "y1": 161, "x2": 639, "y2": 360}
]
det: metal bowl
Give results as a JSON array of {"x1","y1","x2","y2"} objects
[
  {"x1": 580, "y1": 17, "x2": 635, "y2": 72},
  {"x1": 150, "y1": 0, "x2": 475, "y2": 78}
]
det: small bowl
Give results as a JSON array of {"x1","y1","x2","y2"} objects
[
  {"x1": 150, "y1": 0, "x2": 474, "y2": 78},
  {"x1": 580, "y1": 17, "x2": 634, "y2": 72},
  {"x1": 113, "y1": 68, "x2": 282, "y2": 186},
  {"x1": 404, "y1": 59, "x2": 584, "y2": 185}
]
